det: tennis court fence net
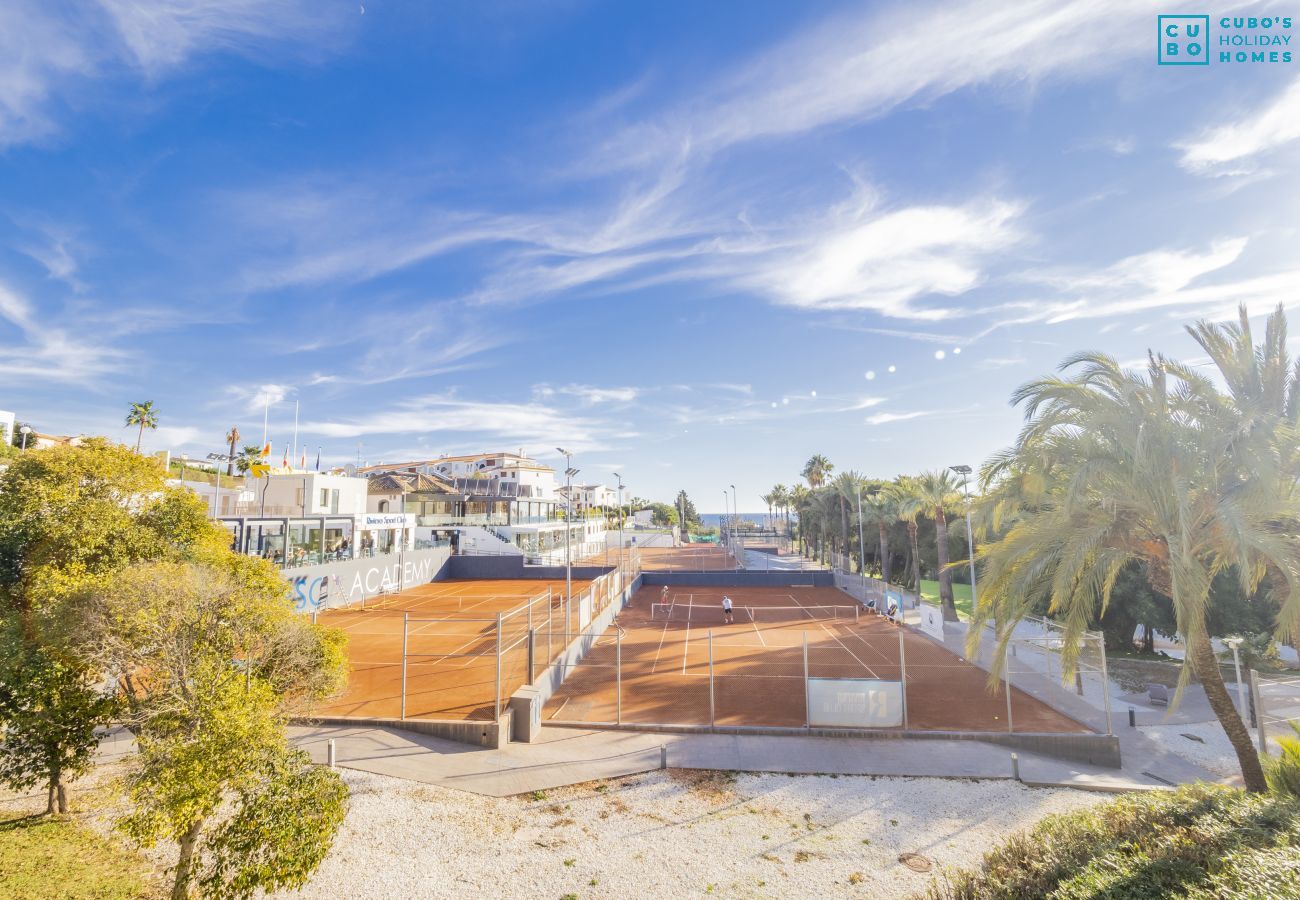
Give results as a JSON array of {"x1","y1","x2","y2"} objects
[{"x1": 650, "y1": 602, "x2": 859, "y2": 625}]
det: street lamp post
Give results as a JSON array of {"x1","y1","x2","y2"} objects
[
  {"x1": 207, "y1": 452, "x2": 236, "y2": 518},
  {"x1": 1223, "y1": 636, "x2": 1247, "y2": 717},
  {"x1": 556, "y1": 448, "x2": 577, "y2": 608},
  {"x1": 613, "y1": 472, "x2": 625, "y2": 572},
  {"x1": 949, "y1": 464, "x2": 978, "y2": 611},
  {"x1": 179, "y1": 453, "x2": 189, "y2": 484},
  {"x1": 18, "y1": 424, "x2": 31, "y2": 450}
]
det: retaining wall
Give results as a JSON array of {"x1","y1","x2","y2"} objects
[
  {"x1": 436, "y1": 554, "x2": 611, "y2": 583},
  {"x1": 509, "y1": 572, "x2": 644, "y2": 742},
  {"x1": 292, "y1": 712, "x2": 511, "y2": 749},
  {"x1": 640, "y1": 571, "x2": 835, "y2": 588}
]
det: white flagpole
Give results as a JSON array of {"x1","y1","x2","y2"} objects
[
  {"x1": 292, "y1": 400, "x2": 299, "y2": 472},
  {"x1": 261, "y1": 392, "x2": 269, "y2": 446}
]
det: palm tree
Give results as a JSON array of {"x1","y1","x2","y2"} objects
[
  {"x1": 833, "y1": 471, "x2": 861, "y2": 570},
  {"x1": 801, "y1": 454, "x2": 833, "y2": 489},
  {"x1": 761, "y1": 491, "x2": 775, "y2": 532},
  {"x1": 890, "y1": 477, "x2": 925, "y2": 594},
  {"x1": 235, "y1": 444, "x2": 265, "y2": 475},
  {"x1": 789, "y1": 485, "x2": 810, "y2": 555},
  {"x1": 973, "y1": 305, "x2": 1300, "y2": 793},
  {"x1": 914, "y1": 470, "x2": 962, "y2": 622},
  {"x1": 125, "y1": 401, "x2": 158, "y2": 453},
  {"x1": 224, "y1": 426, "x2": 241, "y2": 476},
  {"x1": 860, "y1": 489, "x2": 896, "y2": 583},
  {"x1": 770, "y1": 484, "x2": 789, "y2": 538}
]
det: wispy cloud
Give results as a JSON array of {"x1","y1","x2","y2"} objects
[
  {"x1": 535, "y1": 384, "x2": 642, "y2": 406},
  {"x1": 866, "y1": 410, "x2": 933, "y2": 425},
  {"x1": 1178, "y1": 76, "x2": 1300, "y2": 176},
  {"x1": 592, "y1": 0, "x2": 1155, "y2": 171},
  {"x1": 300, "y1": 394, "x2": 618, "y2": 453},
  {"x1": 0, "y1": 1, "x2": 353, "y2": 147},
  {"x1": 0, "y1": 281, "x2": 124, "y2": 384}
]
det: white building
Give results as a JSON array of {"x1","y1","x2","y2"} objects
[
  {"x1": 358, "y1": 452, "x2": 607, "y2": 564},
  {"x1": 0, "y1": 410, "x2": 13, "y2": 447},
  {"x1": 207, "y1": 471, "x2": 417, "y2": 567},
  {"x1": 560, "y1": 483, "x2": 618, "y2": 512}
]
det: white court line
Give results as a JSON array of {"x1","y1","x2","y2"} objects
[
  {"x1": 651, "y1": 618, "x2": 671, "y2": 674},
  {"x1": 681, "y1": 595, "x2": 692, "y2": 674},
  {"x1": 750, "y1": 615, "x2": 767, "y2": 647},
  {"x1": 841, "y1": 627, "x2": 895, "y2": 664},
  {"x1": 817, "y1": 621, "x2": 879, "y2": 679}
]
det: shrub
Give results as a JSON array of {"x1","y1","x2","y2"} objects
[
  {"x1": 1266, "y1": 724, "x2": 1300, "y2": 800},
  {"x1": 918, "y1": 784, "x2": 1300, "y2": 899}
]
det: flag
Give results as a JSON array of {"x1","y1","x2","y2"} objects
[
  {"x1": 315, "y1": 447, "x2": 321, "y2": 471},
  {"x1": 259, "y1": 441, "x2": 271, "y2": 458},
  {"x1": 300, "y1": 447, "x2": 307, "y2": 470},
  {"x1": 281, "y1": 443, "x2": 288, "y2": 468}
]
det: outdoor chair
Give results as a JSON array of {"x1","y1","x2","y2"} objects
[
  {"x1": 1146, "y1": 683, "x2": 1169, "y2": 706},
  {"x1": 885, "y1": 600, "x2": 900, "y2": 623},
  {"x1": 865, "y1": 597, "x2": 878, "y2": 615}
]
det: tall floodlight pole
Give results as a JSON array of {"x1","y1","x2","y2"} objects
[
  {"x1": 730, "y1": 484, "x2": 737, "y2": 552},
  {"x1": 557, "y1": 448, "x2": 577, "y2": 607},
  {"x1": 614, "y1": 472, "x2": 625, "y2": 571},
  {"x1": 856, "y1": 482, "x2": 866, "y2": 576},
  {"x1": 207, "y1": 451, "x2": 234, "y2": 518},
  {"x1": 18, "y1": 424, "x2": 32, "y2": 450},
  {"x1": 949, "y1": 465, "x2": 978, "y2": 611}
]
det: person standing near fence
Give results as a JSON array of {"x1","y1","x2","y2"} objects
[{"x1": 721, "y1": 595, "x2": 734, "y2": 624}]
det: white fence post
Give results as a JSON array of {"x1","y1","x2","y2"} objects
[
  {"x1": 400, "y1": 612, "x2": 409, "y2": 720},
  {"x1": 898, "y1": 627, "x2": 909, "y2": 731},
  {"x1": 708, "y1": 630, "x2": 715, "y2": 727}
]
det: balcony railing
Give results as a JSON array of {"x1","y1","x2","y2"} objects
[{"x1": 418, "y1": 513, "x2": 510, "y2": 527}]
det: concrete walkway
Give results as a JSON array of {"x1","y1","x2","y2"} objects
[{"x1": 289, "y1": 723, "x2": 1220, "y2": 798}]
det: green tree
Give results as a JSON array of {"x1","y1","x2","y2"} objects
[
  {"x1": 911, "y1": 470, "x2": 962, "y2": 622},
  {"x1": 674, "y1": 490, "x2": 700, "y2": 532},
  {"x1": 0, "y1": 637, "x2": 116, "y2": 813},
  {"x1": 860, "y1": 488, "x2": 896, "y2": 584},
  {"x1": 125, "y1": 401, "x2": 159, "y2": 453},
  {"x1": 973, "y1": 306, "x2": 1300, "y2": 793},
  {"x1": 648, "y1": 502, "x2": 679, "y2": 528},
  {"x1": 88, "y1": 560, "x2": 347, "y2": 899},
  {"x1": 801, "y1": 454, "x2": 833, "y2": 489},
  {"x1": 0, "y1": 441, "x2": 226, "y2": 812},
  {"x1": 235, "y1": 444, "x2": 265, "y2": 475},
  {"x1": 890, "y1": 477, "x2": 925, "y2": 594}
]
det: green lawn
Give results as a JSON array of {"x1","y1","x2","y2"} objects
[
  {"x1": 918, "y1": 579, "x2": 974, "y2": 621},
  {"x1": 0, "y1": 813, "x2": 156, "y2": 899}
]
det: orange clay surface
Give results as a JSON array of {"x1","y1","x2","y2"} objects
[
  {"x1": 544, "y1": 585, "x2": 1089, "y2": 734},
  {"x1": 312, "y1": 578, "x2": 589, "y2": 721},
  {"x1": 634, "y1": 545, "x2": 741, "y2": 571}
]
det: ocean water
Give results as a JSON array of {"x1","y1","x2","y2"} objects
[{"x1": 699, "y1": 512, "x2": 773, "y2": 527}]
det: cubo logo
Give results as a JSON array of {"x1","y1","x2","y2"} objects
[{"x1": 1159, "y1": 15, "x2": 1210, "y2": 64}]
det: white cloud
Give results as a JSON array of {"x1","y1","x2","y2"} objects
[
  {"x1": 740, "y1": 197, "x2": 1022, "y2": 319},
  {"x1": 594, "y1": 0, "x2": 1155, "y2": 170},
  {"x1": 866, "y1": 410, "x2": 933, "y2": 425},
  {"x1": 300, "y1": 395, "x2": 619, "y2": 455},
  {"x1": 550, "y1": 384, "x2": 642, "y2": 405},
  {"x1": 0, "y1": 1, "x2": 352, "y2": 147},
  {"x1": 1178, "y1": 76, "x2": 1300, "y2": 176},
  {"x1": 0, "y1": 281, "x2": 124, "y2": 384}
]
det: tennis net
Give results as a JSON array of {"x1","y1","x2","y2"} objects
[{"x1": 649, "y1": 602, "x2": 859, "y2": 625}]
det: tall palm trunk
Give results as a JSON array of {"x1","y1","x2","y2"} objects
[
  {"x1": 839, "y1": 497, "x2": 849, "y2": 567},
  {"x1": 1188, "y1": 630, "x2": 1266, "y2": 791},
  {"x1": 878, "y1": 523, "x2": 891, "y2": 585},
  {"x1": 935, "y1": 507, "x2": 957, "y2": 621},
  {"x1": 135, "y1": 421, "x2": 145, "y2": 452},
  {"x1": 907, "y1": 522, "x2": 921, "y2": 593}
]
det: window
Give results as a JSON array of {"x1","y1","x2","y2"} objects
[
  {"x1": 378, "y1": 500, "x2": 389, "y2": 513},
  {"x1": 319, "y1": 488, "x2": 329, "y2": 508}
]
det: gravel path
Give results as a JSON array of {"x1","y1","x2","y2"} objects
[
  {"x1": 1139, "y1": 721, "x2": 1258, "y2": 779},
  {"x1": 283, "y1": 769, "x2": 1109, "y2": 899}
]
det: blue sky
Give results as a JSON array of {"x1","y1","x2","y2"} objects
[{"x1": 3, "y1": 1, "x2": 1299, "y2": 511}]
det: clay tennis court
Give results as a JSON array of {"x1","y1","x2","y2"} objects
[
  {"x1": 544, "y1": 585, "x2": 1089, "y2": 734},
  {"x1": 635, "y1": 544, "x2": 741, "y2": 571},
  {"x1": 312, "y1": 578, "x2": 589, "y2": 721}
]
